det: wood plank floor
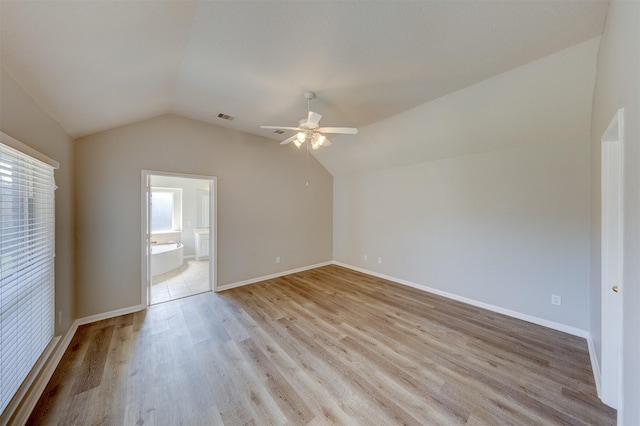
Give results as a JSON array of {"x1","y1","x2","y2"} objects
[{"x1": 27, "y1": 265, "x2": 615, "y2": 425}]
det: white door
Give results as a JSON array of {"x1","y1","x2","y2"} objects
[
  {"x1": 600, "y1": 108, "x2": 624, "y2": 409},
  {"x1": 142, "y1": 173, "x2": 152, "y2": 306}
]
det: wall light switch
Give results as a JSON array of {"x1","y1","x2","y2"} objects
[
  {"x1": 377, "y1": 257, "x2": 382, "y2": 264},
  {"x1": 363, "y1": 254, "x2": 367, "y2": 261},
  {"x1": 276, "y1": 257, "x2": 280, "y2": 264},
  {"x1": 551, "y1": 295, "x2": 561, "y2": 306}
]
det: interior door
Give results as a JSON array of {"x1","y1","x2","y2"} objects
[
  {"x1": 142, "y1": 172, "x2": 152, "y2": 306},
  {"x1": 600, "y1": 108, "x2": 624, "y2": 410}
]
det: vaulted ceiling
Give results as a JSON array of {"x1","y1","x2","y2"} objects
[{"x1": 1, "y1": 1, "x2": 608, "y2": 173}]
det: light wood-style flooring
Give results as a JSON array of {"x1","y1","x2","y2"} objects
[{"x1": 27, "y1": 265, "x2": 615, "y2": 425}]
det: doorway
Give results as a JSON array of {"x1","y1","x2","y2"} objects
[
  {"x1": 600, "y1": 108, "x2": 624, "y2": 411},
  {"x1": 142, "y1": 171, "x2": 217, "y2": 306}
]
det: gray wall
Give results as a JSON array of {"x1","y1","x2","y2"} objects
[
  {"x1": 0, "y1": 68, "x2": 76, "y2": 336},
  {"x1": 76, "y1": 114, "x2": 332, "y2": 317},
  {"x1": 589, "y1": 1, "x2": 640, "y2": 423},
  {"x1": 334, "y1": 137, "x2": 590, "y2": 329},
  {"x1": 332, "y1": 38, "x2": 597, "y2": 332},
  {"x1": 316, "y1": 38, "x2": 599, "y2": 177}
]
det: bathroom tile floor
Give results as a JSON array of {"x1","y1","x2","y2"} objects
[{"x1": 151, "y1": 259, "x2": 210, "y2": 304}]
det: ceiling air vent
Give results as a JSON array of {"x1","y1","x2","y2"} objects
[
  {"x1": 217, "y1": 113, "x2": 234, "y2": 121},
  {"x1": 274, "y1": 130, "x2": 285, "y2": 134}
]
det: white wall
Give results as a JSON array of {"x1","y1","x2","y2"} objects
[
  {"x1": 335, "y1": 137, "x2": 590, "y2": 329},
  {"x1": 589, "y1": 1, "x2": 640, "y2": 423},
  {"x1": 76, "y1": 114, "x2": 332, "y2": 317},
  {"x1": 0, "y1": 68, "x2": 76, "y2": 336}
]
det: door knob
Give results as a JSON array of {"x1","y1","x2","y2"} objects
[{"x1": 612, "y1": 285, "x2": 619, "y2": 293}]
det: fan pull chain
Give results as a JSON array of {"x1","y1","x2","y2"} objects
[{"x1": 306, "y1": 139, "x2": 309, "y2": 187}]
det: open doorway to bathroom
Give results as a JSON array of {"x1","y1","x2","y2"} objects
[{"x1": 142, "y1": 171, "x2": 216, "y2": 306}]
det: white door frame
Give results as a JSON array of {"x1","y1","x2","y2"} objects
[
  {"x1": 600, "y1": 108, "x2": 624, "y2": 412},
  {"x1": 141, "y1": 170, "x2": 218, "y2": 306}
]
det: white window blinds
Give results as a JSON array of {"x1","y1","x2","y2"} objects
[{"x1": 0, "y1": 140, "x2": 56, "y2": 415}]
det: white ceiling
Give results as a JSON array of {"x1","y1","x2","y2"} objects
[{"x1": 1, "y1": 1, "x2": 608, "y2": 168}]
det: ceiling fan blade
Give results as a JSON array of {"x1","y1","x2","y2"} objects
[
  {"x1": 306, "y1": 111, "x2": 322, "y2": 128},
  {"x1": 260, "y1": 126, "x2": 300, "y2": 131},
  {"x1": 317, "y1": 127, "x2": 358, "y2": 134},
  {"x1": 280, "y1": 135, "x2": 298, "y2": 145}
]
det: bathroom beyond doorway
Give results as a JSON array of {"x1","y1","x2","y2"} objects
[
  {"x1": 142, "y1": 171, "x2": 217, "y2": 306},
  {"x1": 151, "y1": 259, "x2": 210, "y2": 304}
]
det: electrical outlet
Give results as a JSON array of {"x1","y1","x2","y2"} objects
[
  {"x1": 377, "y1": 257, "x2": 382, "y2": 264},
  {"x1": 363, "y1": 254, "x2": 367, "y2": 261},
  {"x1": 551, "y1": 295, "x2": 561, "y2": 306},
  {"x1": 276, "y1": 256, "x2": 280, "y2": 264}
]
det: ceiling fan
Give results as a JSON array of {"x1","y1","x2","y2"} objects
[{"x1": 260, "y1": 92, "x2": 358, "y2": 149}]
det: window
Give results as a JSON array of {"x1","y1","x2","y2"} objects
[
  {"x1": 0, "y1": 138, "x2": 57, "y2": 415},
  {"x1": 151, "y1": 188, "x2": 182, "y2": 233}
]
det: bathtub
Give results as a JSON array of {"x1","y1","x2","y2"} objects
[{"x1": 151, "y1": 243, "x2": 184, "y2": 276}]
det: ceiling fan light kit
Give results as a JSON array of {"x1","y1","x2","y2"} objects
[{"x1": 260, "y1": 92, "x2": 358, "y2": 150}]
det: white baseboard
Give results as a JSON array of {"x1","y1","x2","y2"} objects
[
  {"x1": 216, "y1": 261, "x2": 333, "y2": 292},
  {"x1": 586, "y1": 335, "x2": 602, "y2": 399},
  {"x1": 75, "y1": 304, "x2": 146, "y2": 326},
  {"x1": 332, "y1": 261, "x2": 589, "y2": 338}
]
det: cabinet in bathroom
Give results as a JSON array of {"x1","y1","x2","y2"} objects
[{"x1": 194, "y1": 228, "x2": 209, "y2": 260}]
